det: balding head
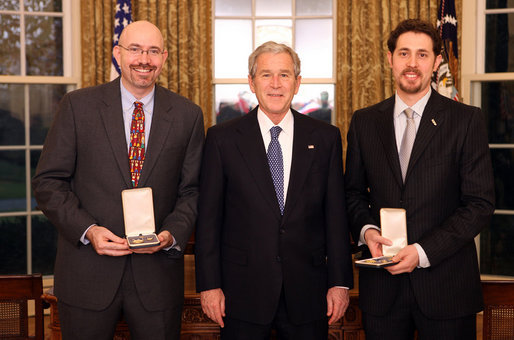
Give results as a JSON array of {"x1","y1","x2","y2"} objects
[
  {"x1": 113, "y1": 20, "x2": 168, "y2": 99},
  {"x1": 119, "y1": 20, "x2": 164, "y2": 50}
]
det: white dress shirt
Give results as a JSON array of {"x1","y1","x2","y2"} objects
[
  {"x1": 257, "y1": 108, "x2": 294, "y2": 205},
  {"x1": 360, "y1": 89, "x2": 432, "y2": 268}
]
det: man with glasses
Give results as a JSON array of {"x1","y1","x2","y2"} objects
[{"x1": 33, "y1": 20, "x2": 204, "y2": 340}]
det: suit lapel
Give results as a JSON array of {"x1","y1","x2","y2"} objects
[
  {"x1": 282, "y1": 111, "x2": 315, "y2": 221},
  {"x1": 137, "y1": 86, "x2": 174, "y2": 187},
  {"x1": 375, "y1": 97, "x2": 404, "y2": 187},
  {"x1": 99, "y1": 79, "x2": 132, "y2": 188},
  {"x1": 406, "y1": 91, "x2": 445, "y2": 181},
  {"x1": 235, "y1": 110, "x2": 283, "y2": 220}
]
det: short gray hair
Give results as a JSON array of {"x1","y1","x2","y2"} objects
[{"x1": 248, "y1": 41, "x2": 301, "y2": 79}]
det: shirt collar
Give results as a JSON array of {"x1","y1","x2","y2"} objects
[
  {"x1": 257, "y1": 107, "x2": 294, "y2": 137},
  {"x1": 120, "y1": 80, "x2": 156, "y2": 112},
  {"x1": 394, "y1": 87, "x2": 432, "y2": 118}
]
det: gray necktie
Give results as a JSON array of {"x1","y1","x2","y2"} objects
[{"x1": 399, "y1": 108, "x2": 415, "y2": 182}]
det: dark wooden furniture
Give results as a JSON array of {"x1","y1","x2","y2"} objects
[
  {"x1": 481, "y1": 280, "x2": 514, "y2": 340},
  {"x1": 0, "y1": 274, "x2": 44, "y2": 339},
  {"x1": 42, "y1": 290, "x2": 364, "y2": 340}
]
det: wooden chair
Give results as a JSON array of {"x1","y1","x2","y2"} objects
[
  {"x1": 0, "y1": 274, "x2": 44, "y2": 339},
  {"x1": 482, "y1": 280, "x2": 514, "y2": 340}
]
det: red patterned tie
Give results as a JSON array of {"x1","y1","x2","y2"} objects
[{"x1": 129, "y1": 101, "x2": 145, "y2": 187}]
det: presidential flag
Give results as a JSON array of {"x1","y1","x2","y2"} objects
[
  {"x1": 110, "y1": 0, "x2": 132, "y2": 80},
  {"x1": 433, "y1": 0, "x2": 459, "y2": 101}
]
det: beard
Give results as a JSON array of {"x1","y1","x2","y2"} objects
[{"x1": 398, "y1": 67, "x2": 425, "y2": 94}]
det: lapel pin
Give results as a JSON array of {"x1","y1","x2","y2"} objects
[
  {"x1": 308, "y1": 145, "x2": 315, "y2": 149},
  {"x1": 431, "y1": 119, "x2": 437, "y2": 126}
]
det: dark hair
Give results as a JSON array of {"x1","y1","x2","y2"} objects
[{"x1": 387, "y1": 19, "x2": 442, "y2": 56}]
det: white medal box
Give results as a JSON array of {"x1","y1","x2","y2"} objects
[
  {"x1": 380, "y1": 208, "x2": 407, "y2": 256},
  {"x1": 121, "y1": 187, "x2": 160, "y2": 249}
]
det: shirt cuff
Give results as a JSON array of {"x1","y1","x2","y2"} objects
[
  {"x1": 80, "y1": 224, "x2": 96, "y2": 245},
  {"x1": 359, "y1": 224, "x2": 380, "y2": 246},
  {"x1": 413, "y1": 243, "x2": 430, "y2": 268},
  {"x1": 163, "y1": 235, "x2": 180, "y2": 251}
]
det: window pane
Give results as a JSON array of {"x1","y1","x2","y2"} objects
[
  {"x1": 480, "y1": 214, "x2": 514, "y2": 276},
  {"x1": 255, "y1": 20, "x2": 292, "y2": 48},
  {"x1": 215, "y1": 84, "x2": 256, "y2": 124},
  {"x1": 478, "y1": 81, "x2": 514, "y2": 144},
  {"x1": 25, "y1": 15, "x2": 63, "y2": 76},
  {"x1": 215, "y1": 19, "x2": 252, "y2": 78},
  {"x1": 31, "y1": 150, "x2": 41, "y2": 211},
  {"x1": 215, "y1": 0, "x2": 251, "y2": 16},
  {"x1": 295, "y1": 19, "x2": 332, "y2": 78},
  {"x1": 24, "y1": 0, "x2": 62, "y2": 12},
  {"x1": 292, "y1": 84, "x2": 334, "y2": 124},
  {"x1": 0, "y1": 216, "x2": 27, "y2": 275},
  {"x1": 0, "y1": 84, "x2": 25, "y2": 146},
  {"x1": 486, "y1": 0, "x2": 514, "y2": 9},
  {"x1": 0, "y1": 0, "x2": 19, "y2": 10},
  {"x1": 491, "y1": 149, "x2": 514, "y2": 210},
  {"x1": 256, "y1": 0, "x2": 291, "y2": 16},
  {"x1": 485, "y1": 13, "x2": 514, "y2": 72},
  {"x1": 296, "y1": 0, "x2": 332, "y2": 16},
  {"x1": 0, "y1": 14, "x2": 21, "y2": 75},
  {"x1": 30, "y1": 84, "x2": 68, "y2": 145},
  {"x1": 32, "y1": 215, "x2": 57, "y2": 275},
  {"x1": 0, "y1": 151, "x2": 26, "y2": 212}
]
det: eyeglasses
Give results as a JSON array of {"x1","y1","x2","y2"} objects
[{"x1": 118, "y1": 45, "x2": 164, "y2": 57}]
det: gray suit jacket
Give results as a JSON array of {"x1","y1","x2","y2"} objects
[
  {"x1": 32, "y1": 78, "x2": 204, "y2": 312},
  {"x1": 345, "y1": 90, "x2": 495, "y2": 318}
]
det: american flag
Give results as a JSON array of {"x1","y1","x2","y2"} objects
[
  {"x1": 432, "y1": 0, "x2": 459, "y2": 101},
  {"x1": 110, "y1": 0, "x2": 132, "y2": 80}
]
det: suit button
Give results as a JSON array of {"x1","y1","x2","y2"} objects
[
  {"x1": 276, "y1": 256, "x2": 281, "y2": 262},
  {"x1": 280, "y1": 228, "x2": 285, "y2": 234}
]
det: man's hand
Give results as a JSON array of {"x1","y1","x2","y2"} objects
[
  {"x1": 386, "y1": 245, "x2": 419, "y2": 275},
  {"x1": 364, "y1": 228, "x2": 392, "y2": 258},
  {"x1": 86, "y1": 225, "x2": 131, "y2": 256},
  {"x1": 200, "y1": 288, "x2": 226, "y2": 327},
  {"x1": 131, "y1": 230, "x2": 174, "y2": 254},
  {"x1": 326, "y1": 287, "x2": 349, "y2": 325}
]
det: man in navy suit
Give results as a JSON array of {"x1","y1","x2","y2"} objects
[
  {"x1": 195, "y1": 41, "x2": 353, "y2": 340},
  {"x1": 33, "y1": 21, "x2": 204, "y2": 340},
  {"x1": 345, "y1": 19, "x2": 495, "y2": 339}
]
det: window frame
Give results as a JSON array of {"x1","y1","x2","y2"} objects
[
  {"x1": 462, "y1": 0, "x2": 514, "y2": 279},
  {"x1": 212, "y1": 0, "x2": 337, "y2": 124},
  {"x1": 0, "y1": 0, "x2": 81, "y2": 277}
]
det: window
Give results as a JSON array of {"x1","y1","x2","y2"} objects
[
  {"x1": 0, "y1": 0, "x2": 80, "y2": 276},
  {"x1": 462, "y1": 0, "x2": 514, "y2": 277},
  {"x1": 213, "y1": 0, "x2": 335, "y2": 125}
]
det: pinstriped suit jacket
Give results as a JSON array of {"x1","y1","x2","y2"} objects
[{"x1": 344, "y1": 90, "x2": 495, "y2": 318}]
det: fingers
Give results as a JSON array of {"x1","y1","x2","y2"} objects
[
  {"x1": 326, "y1": 287, "x2": 349, "y2": 325},
  {"x1": 387, "y1": 245, "x2": 418, "y2": 274},
  {"x1": 129, "y1": 231, "x2": 175, "y2": 254},
  {"x1": 200, "y1": 289, "x2": 225, "y2": 327},
  {"x1": 87, "y1": 226, "x2": 131, "y2": 256}
]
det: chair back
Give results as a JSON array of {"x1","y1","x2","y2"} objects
[
  {"x1": 0, "y1": 274, "x2": 44, "y2": 339},
  {"x1": 482, "y1": 280, "x2": 514, "y2": 340}
]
